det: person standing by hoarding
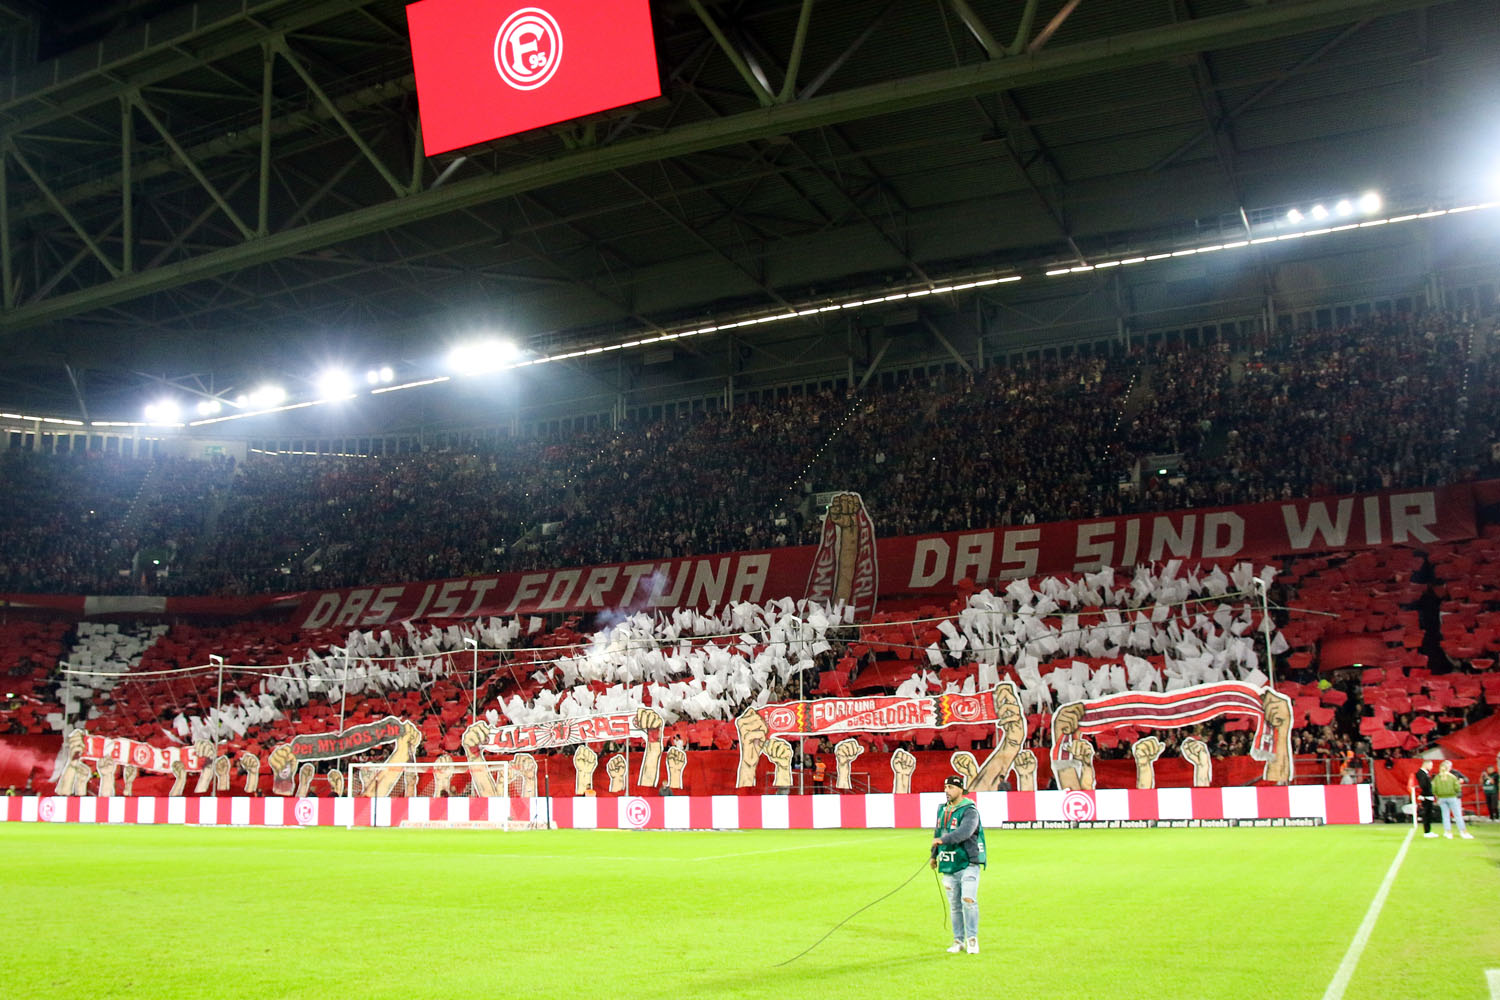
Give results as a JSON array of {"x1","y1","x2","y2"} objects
[
  {"x1": 1414, "y1": 760, "x2": 1437, "y2": 838},
  {"x1": 930, "y1": 775, "x2": 986, "y2": 954},
  {"x1": 1431, "y1": 761, "x2": 1474, "y2": 840}
]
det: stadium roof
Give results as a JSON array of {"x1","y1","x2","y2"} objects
[{"x1": 0, "y1": 0, "x2": 1496, "y2": 425}]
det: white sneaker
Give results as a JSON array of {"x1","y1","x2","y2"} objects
[
  {"x1": 1423, "y1": 832, "x2": 1439, "y2": 838},
  {"x1": 1460, "y1": 832, "x2": 1474, "y2": 839},
  {"x1": 966, "y1": 937, "x2": 979, "y2": 954},
  {"x1": 946, "y1": 941, "x2": 964, "y2": 954},
  {"x1": 1444, "y1": 832, "x2": 1453, "y2": 839}
]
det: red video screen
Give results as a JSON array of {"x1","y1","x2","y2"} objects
[{"x1": 406, "y1": 0, "x2": 662, "y2": 156}]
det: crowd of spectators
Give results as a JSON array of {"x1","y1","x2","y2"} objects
[{"x1": 0, "y1": 311, "x2": 1493, "y2": 597}]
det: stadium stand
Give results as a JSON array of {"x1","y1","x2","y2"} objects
[
  {"x1": 0, "y1": 311, "x2": 1492, "y2": 598},
  {"x1": 0, "y1": 310, "x2": 1498, "y2": 806}
]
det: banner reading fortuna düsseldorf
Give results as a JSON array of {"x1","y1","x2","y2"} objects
[
  {"x1": 82, "y1": 736, "x2": 203, "y2": 774},
  {"x1": 290, "y1": 483, "x2": 1478, "y2": 628},
  {"x1": 481, "y1": 713, "x2": 649, "y2": 752},
  {"x1": 406, "y1": 0, "x2": 662, "y2": 155},
  {"x1": 758, "y1": 691, "x2": 1002, "y2": 737}
]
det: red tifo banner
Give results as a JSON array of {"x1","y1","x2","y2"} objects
[
  {"x1": 285, "y1": 717, "x2": 405, "y2": 762},
  {"x1": 286, "y1": 483, "x2": 1478, "y2": 627},
  {"x1": 1053, "y1": 683, "x2": 1274, "y2": 762},
  {"x1": 481, "y1": 712, "x2": 648, "y2": 752},
  {"x1": 83, "y1": 736, "x2": 203, "y2": 774},
  {"x1": 759, "y1": 692, "x2": 999, "y2": 736}
]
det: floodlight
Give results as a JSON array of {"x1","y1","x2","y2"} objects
[
  {"x1": 365, "y1": 366, "x2": 396, "y2": 385},
  {"x1": 1335, "y1": 199, "x2": 1354, "y2": 217},
  {"x1": 1286, "y1": 208, "x2": 1303, "y2": 223},
  {"x1": 1310, "y1": 204, "x2": 1329, "y2": 220},
  {"x1": 1358, "y1": 191, "x2": 1381, "y2": 214},
  {"x1": 195, "y1": 400, "x2": 223, "y2": 416},
  {"x1": 143, "y1": 400, "x2": 182, "y2": 424},
  {"x1": 316, "y1": 369, "x2": 354, "y2": 400},
  {"x1": 380, "y1": 366, "x2": 394, "y2": 383},
  {"x1": 248, "y1": 385, "x2": 287, "y2": 408},
  {"x1": 448, "y1": 339, "x2": 523, "y2": 375}
]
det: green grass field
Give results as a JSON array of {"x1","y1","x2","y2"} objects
[{"x1": 1, "y1": 822, "x2": 1497, "y2": 999}]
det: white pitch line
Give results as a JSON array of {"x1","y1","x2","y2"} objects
[
  {"x1": 1321, "y1": 827, "x2": 1414, "y2": 1000},
  {"x1": 1485, "y1": 968, "x2": 1499, "y2": 1000}
]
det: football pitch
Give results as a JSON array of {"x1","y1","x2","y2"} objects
[{"x1": 2, "y1": 822, "x2": 1496, "y2": 999}]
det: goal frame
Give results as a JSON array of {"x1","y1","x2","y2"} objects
[{"x1": 344, "y1": 760, "x2": 551, "y2": 829}]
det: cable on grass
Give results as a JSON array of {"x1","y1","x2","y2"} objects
[{"x1": 773, "y1": 858, "x2": 931, "y2": 967}]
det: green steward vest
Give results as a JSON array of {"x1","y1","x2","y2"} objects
[{"x1": 932, "y1": 799, "x2": 986, "y2": 873}]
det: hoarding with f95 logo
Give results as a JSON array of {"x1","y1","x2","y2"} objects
[{"x1": 405, "y1": 0, "x2": 662, "y2": 156}]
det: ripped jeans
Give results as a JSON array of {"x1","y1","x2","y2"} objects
[{"x1": 941, "y1": 864, "x2": 981, "y2": 941}]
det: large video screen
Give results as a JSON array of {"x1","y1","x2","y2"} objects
[{"x1": 406, "y1": 0, "x2": 662, "y2": 156}]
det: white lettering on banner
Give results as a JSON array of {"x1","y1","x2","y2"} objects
[
  {"x1": 364, "y1": 586, "x2": 406, "y2": 625},
  {"x1": 909, "y1": 538, "x2": 948, "y2": 588},
  {"x1": 649, "y1": 562, "x2": 688, "y2": 607},
  {"x1": 483, "y1": 713, "x2": 642, "y2": 752},
  {"x1": 410, "y1": 583, "x2": 436, "y2": 620},
  {"x1": 729, "y1": 554, "x2": 770, "y2": 603},
  {"x1": 302, "y1": 592, "x2": 341, "y2": 629},
  {"x1": 578, "y1": 567, "x2": 618, "y2": 607},
  {"x1": 1283, "y1": 499, "x2": 1354, "y2": 549},
  {"x1": 687, "y1": 559, "x2": 729, "y2": 607},
  {"x1": 504, "y1": 574, "x2": 548, "y2": 613},
  {"x1": 539, "y1": 570, "x2": 581, "y2": 610},
  {"x1": 1390, "y1": 492, "x2": 1437, "y2": 543},
  {"x1": 464, "y1": 579, "x2": 498, "y2": 617},
  {"x1": 287, "y1": 485, "x2": 1475, "y2": 627},
  {"x1": 1148, "y1": 515, "x2": 1195, "y2": 561},
  {"x1": 1363, "y1": 495, "x2": 1381, "y2": 546},
  {"x1": 953, "y1": 534, "x2": 993, "y2": 585},
  {"x1": 618, "y1": 563, "x2": 655, "y2": 606},
  {"x1": 334, "y1": 588, "x2": 373, "y2": 627},
  {"x1": 999, "y1": 528, "x2": 1041, "y2": 579},
  {"x1": 1121, "y1": 517, "x2": 1141, "y2": 565},
  {"x1": 430, "y1": 580, "x2": 468, "y2": 618},
  {"x1": 1202, "y1": 511, "x2": 1244, "y2": 558},
  {"x1": 1074, "y1": 521, "x2": 1116, "y2": 572}
]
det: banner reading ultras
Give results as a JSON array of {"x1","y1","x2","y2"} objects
[
  {"x1": 406, "y1": 0, "x2": 662, "y2": 155},
  {"x1": 481, "y1": 713, "x2": 647, "y2": 752},
  {"x1": 292, "y1": 484, "x2": 1477, "y2": 627}
]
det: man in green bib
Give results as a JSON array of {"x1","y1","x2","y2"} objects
[{"x1": 930, "y1": 775, "x2": 986, "y2": 954}]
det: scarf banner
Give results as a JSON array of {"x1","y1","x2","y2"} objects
[
  {"x1": 1051, "y1": 682, "x2": 1274, "y2": 763},
  {"x1": 759, "y1": 690, "x2": 1001, "y2": 737},
  {"x1": 83, "y1": 736, "x2": 203, "y2": 774},
  {"x1": 285, "y1": 716, "x2": 405, "y2": 763},
  {"x1": 481, "y1": 713, "x2": 648, "y2": 753}
]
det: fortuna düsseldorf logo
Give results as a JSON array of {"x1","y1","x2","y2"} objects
[
  {"x1": 494, "y1": 7, "x2": 562, "y2": 91},
  {"x1": 1060, "y1": 789, "x2": 1096, "y2": 821},
  {"x1": 625, "y1": 797, "x2": 651, "y2": 829}
]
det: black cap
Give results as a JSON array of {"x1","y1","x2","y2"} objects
[{"x1": 944, "y1": 775, "x2": 966, "y2": 789}]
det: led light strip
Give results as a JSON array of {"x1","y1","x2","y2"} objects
[
  {"x1": 0, "y1": 412, "x2": 86, "y2": 426},
  {"x1": 1044, "y1": 202, "x2": 1500, "y2": 277},
  {"x1": 6, "y1": 200, "x2": 1494, "y2": 429}
]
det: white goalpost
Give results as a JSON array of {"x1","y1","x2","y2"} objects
[{"x1": 344, "y1": 760, "x2": 551, "y2": 830}]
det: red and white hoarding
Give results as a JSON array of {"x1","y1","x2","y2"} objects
[{"x1": 406, "y1": 0, "x2": 662, "y2": 155}]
